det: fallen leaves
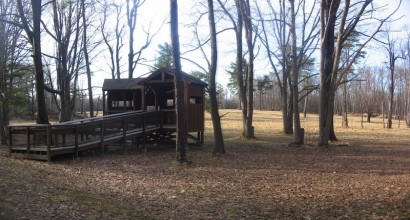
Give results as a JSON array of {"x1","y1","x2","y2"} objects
[{"x1": 0, "y1": 110, "x2": 409, "y2": 219}]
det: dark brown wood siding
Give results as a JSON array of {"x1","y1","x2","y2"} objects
[
  {"x1": 187, "y1": 104, "x2": 204, "y2": 132},
  {"x1": 189, "y1": 85, "x2": 204, "y2": 97}
]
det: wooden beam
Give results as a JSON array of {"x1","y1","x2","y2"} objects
[{"x1": 141, "y1": 83, "x2": 145, "y2": 111}]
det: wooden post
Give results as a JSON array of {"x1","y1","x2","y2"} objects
[
  {"x1": 103, "y1": 91, "x2": 106, "y2": 115},
  {"x1": 80, "y1": 123, "x2": 84, "y2": 142},
  {"x1": 184, "y1": 81, "x2": 189, "y2": 137},
  {"x1": 141, "y1": 83, "x2": 145, "y2": 111},
  {"x1": 159, "y1": 110, "x2": 163, "y2": 129},
  {"x1": 142, "y1": 114, "x2": 146, "y2": 149},
  {"x1": 46, "y1": 125, "x2": 52, "y2": 162},
  {"x1": 8, "y1": 126, "x2": 12, "y2": 156},
  {"x1": 122, "y1": 117, "x2": 127, "y2": 152},
  {"x1": 133, "y1": 91, "x2": 136, "y2": 111},
  {"x1": 26, "y1": 127, "x2": 30, "y2": 152},
  {"x1": 74, "y1": 125, "x2": 79, "y2": 159},
  {"x1": 100, "y1": 120, "x2": 105, "y2": 155}
]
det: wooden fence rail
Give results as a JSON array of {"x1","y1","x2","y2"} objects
[{"x1": 8, "y1": 110, "x2": 163, "y2": 161}]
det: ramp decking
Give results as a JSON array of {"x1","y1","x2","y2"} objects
[{"x1": 8, "y1": 111, "x2": 168, "y2": 161}]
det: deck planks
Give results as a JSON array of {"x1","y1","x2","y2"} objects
[{"x1": 8, "y1": 111, "x2": 166, "y2": 161}]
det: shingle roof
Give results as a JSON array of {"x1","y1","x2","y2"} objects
[
  {"x1": 102, "y1": 68, "x2": 207, "y2": 91},
  {"x1": 102, "y1": 78, "x2": 143, "y2": 91},
  {"x1": 141, "y1": 67, "x2": 208, "y2": 86}
]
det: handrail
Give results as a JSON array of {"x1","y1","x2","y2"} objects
[{"x1": 8, "y1": 110, "x2": 163, "y2": 161}]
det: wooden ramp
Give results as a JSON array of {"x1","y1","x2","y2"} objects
[{"x1": 8, "y1": 111, "x2": 168, "y2": 161}]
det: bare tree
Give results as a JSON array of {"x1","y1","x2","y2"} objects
[
  {"x1": 404, "y1": 32, "x2": 410, "y2": 127},
  {"x1": 183, "y1": 0, "x2": 227, "y2": 152},
  {"x1": 318, "y1": 0, "x2": 395, "y2": 146},
  {"x1": 127, "y1": 0, "x2": 143, "y2": 78},
  {"x1": 238, "y1": 0, "x2": 255, "y2": 138},
  {"x1": 384, "y1": 34, "x2": 402, "y2": 128},
  {"x1": 289, "y1": 0, "x2": 303, "y2": 145},
  {"x1": 41, "y1": 0, "x2": 83, "y2": 122},
  {"x1": 256, "y1": 0, "x2": 319, "y2": 135},
  {"x1": 217, "y1": 0, "x2": 255, "y2": 138},
  {"x1": 256, "y1": 0, "x2": 292, "y2": 134},
  {"x1": 16, "y1": 0, "x2": 49, "y2": 124},
  {"x1": 80, "y1": 0, "x2": 94, "y2": 117},
  {"x1": 0, "y1": 0, "x2": 29, "y2": 143},
  {"x1": 207, "y1": 0, "x2": 225, "y2": 153},
  {"x1": 126, "y1": 0, "x2": 158, "y2": 78},
  {"x1": 100, "y1": 1, "x2": 125, "y2": 79}
]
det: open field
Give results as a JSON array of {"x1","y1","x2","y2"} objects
[{"x1": 0, "y1": 110, "x2": 409, "y2": 219}]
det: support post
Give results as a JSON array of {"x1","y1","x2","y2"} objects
[
  {"x1": 8, "y1": 126, "x2": 12, "y2": 156},
  {"x1": 74, "y1": 125, "x2": 79, "y2": 159},
  {"x1": 142, "y1": 114, "x2": 146, "y2": 149},
  {"x1": 26, "y1": 127, "x2": 30, "y2": 152},
  {"x1": 122, "y1": 117, "x2": 127, "y2": 152},
  {"x1": 46, "y1": 125, "x2": 52, "y2": 162}
]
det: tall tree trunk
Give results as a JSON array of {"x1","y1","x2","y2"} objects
[
  {"x1": 407, "y1": 80, "x2": 410, "y2": 127},
  {"x1": 240, "y1": 0, "x2": 255, "y2": 138},
  {"x1": 170, "y1": 0, "x2": 187, "y2": 162},
  {"x1": 342, "y1": 78, "x2": 349, "y2": 127},
  {"x1": 127, "y1": 0, "x2": 136, "y2": 78},
  {"x1": 232, "y1": 0, "x2": 247, "y2": 137},
  {"x1": 52, "y1": 1, "x2": 81, "y2": 122},
  {"x1": 367, "y1": 110, "x2": 371, "y2": 123},
  {"x1": 386, "y1": 35, "x2": 399, "y2": 129},
  {"x1": 303, "y1": 93, "x2": 308, "y2": 118},
  {"x1": 81, "y1": 0, "x2": 94, "y2": 117},
  {"x1": 207, "y1": 0, "x2": 225, "y2": 154},
  {"x1": 388, "y1": 71, "x2": 394, "y2": 129},
  {"x1": 281, "y1": 0, "x2": 292, "y2": 135},
  {"x1": 318, "y1": 0, "x2": 339, "y2": 147},
  {"x1": 289, "y1": 0, "x2": 303, "y2": 145},
  {"x1": 17, "y1": 0, "x2": 49, "y2": 124},
  {"x1": 0, "y1": 8, "x2": 8, "y2": 144},
  {"x1": 282, "y1": 85, "x2": 293, "y2": 134}
]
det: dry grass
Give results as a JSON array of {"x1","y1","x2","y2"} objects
[{"x1": 0, "y1": 110, "x2": 409, "y2": 219}]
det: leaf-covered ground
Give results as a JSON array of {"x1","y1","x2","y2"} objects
[{"x1": 0, "y1": 110, "x2": 409, "y2": 219}]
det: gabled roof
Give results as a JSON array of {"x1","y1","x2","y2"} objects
[
  {"x1": 139, "y1": 67, "x2": 208, "y2": 87},
  {"x1": 102, "y1": 78, "x2": 143, "y2": 91},
  {"x1": 102, "y1": 68, "x2": 207, "y2": 91}
]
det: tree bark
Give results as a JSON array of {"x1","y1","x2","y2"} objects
[
  {"x1": 17, "y1": 0, "x2": 49, "y2": 124},
  {"x1": 318, "y1": 0, "x2": 339, "y2": 146},
  {"x1": 240, "y1": 0, "x2": 255, "y2": 138},
  {"x1": 232, "y1": 0, "x2": 247, "y2": 137},
  {"x1": 81, "y1": 0, "x2": 94, "y2": 117},
  {"x1": 0, "y1": 8, "x2": 7, "y2": 144},
  {"x1": 388, "y1": 64, "x2": 395, "y2": 129},
  {"x1": 289, "y1": 0, "x2": 303, "y2": 145},
  {"x1": 51, "y1": 1, "x2": 81, "y2": 122},
  {"x1": 170, "y1": 0, "x2": 187, "y2": 162},
  {"x1": 342, "y1": 78, "x2": 349, "y2": 127},
  {"x1": 207, "y1": 0, "x2": 225, "y2": 153},
  {"x1": 303, "y1": 94, "x2": 308, "y2": 118},
  {"x1": 127, "y1": 0, "x2": 137, "y2": 78}
]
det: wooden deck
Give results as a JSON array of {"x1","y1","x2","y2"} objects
[{"x1": 8, "y1": 111, "x2": 171, "y2": 161}]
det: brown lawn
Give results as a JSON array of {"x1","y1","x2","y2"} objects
[{"x1": 0, "y1": 110, "x2": 409, "y2": 219}]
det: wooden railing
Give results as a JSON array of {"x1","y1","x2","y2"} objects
[{"x1": 8, "y1": 110, "x2": 162, "y2": 161}]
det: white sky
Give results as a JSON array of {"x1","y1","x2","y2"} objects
[{"x1": 89, "y1": 0, "x2": 410, "y2": 96}]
